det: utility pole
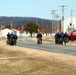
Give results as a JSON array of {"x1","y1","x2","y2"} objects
[
  {"x1": 51, "y1": 10, "x2": 58, "y2": 33},
  {"x1": 45, "y1": 24, "x2": 48, "y2": 36},
  {"x1": 42, "y1": 19, "x2": 43, "y2": 29},
  {"x1": 36, "y1": 18, "x2": 40, "y2": 29},
  {"x1": 71, "y1": 10, "x2": 73, "y2": 24},
  {"x1": 36, "y1": 18, "x2": 38, "y2": 26},
  {"x1": 59, "y1": 5, "x2": 67, "y2": 32},
  {"x1": 51, "y1": 10, "x2": 54, "y2": 33},
  {"x1": 71, "y1": 10, "x2": 73, "y2": 31},
  {"x1": 11, "y1": 20, "x2": 13, "y2": 29},
  {"x1": 55, "y1": 14, "x2": 59, "y2": 33},
  {"x1": 22, "y1": 25, "x2": 23, "y2": 29}
]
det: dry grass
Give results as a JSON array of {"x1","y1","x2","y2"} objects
[{"x1": 0, "y1": 41, "x2": 76, "y2": 75}]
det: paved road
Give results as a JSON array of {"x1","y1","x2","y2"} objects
[{"x1": 17, "y1": 38, "x2": 76, "y2": 56}]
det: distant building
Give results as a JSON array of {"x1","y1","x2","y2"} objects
[
  {"x1": 1, "y1": 28, "x2": 13, "y2": 37},
  {"x1": 0, "y1": 28, "x2": 31, "y2": 38},
  {"x1": 64, "y1": 16, "x2": 76, "y2": 33},
  {"x1": 0, "y1": 28, "x2": 53, "y2": 37},
  {"x1": 0, "y1": 28, "x2": 4, "y2": 38}
]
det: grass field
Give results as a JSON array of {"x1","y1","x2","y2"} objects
[{"x1": 0, "y1": 38, "x2": 76, "y2": 75}]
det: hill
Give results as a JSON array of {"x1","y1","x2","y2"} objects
[{"x1": 0, "y1": 16, "x2": 52, "y2": 29}]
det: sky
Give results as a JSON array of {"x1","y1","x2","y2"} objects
[{"x1": 0, "y1": 0, "x2": 76, "y2": 20}]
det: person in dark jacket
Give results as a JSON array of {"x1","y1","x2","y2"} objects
[
  {"x1": 7, "y1": 32, "x2": 10, "y2": 44},
  {"x1": 10, "y1": 32, "x2": 15, "y2": 39},
  {"x1": 59, "y1": 31, "x2": 64, "y2": 44},
  {"x1": 36, "y1": 32, "x2": 42, "y2": 44},
  {"x1": 10, "y1": 32, "x2": 15, "y2": 45},
  {"x1": 63, "y1": 32, "x2": 69, "y2": 45},
  {"x1": 55, "y1": 32, "x2": 60, "y2": 44},
  {"x1": 14, "y1": 33, "x2": 18, "y2": 45}
]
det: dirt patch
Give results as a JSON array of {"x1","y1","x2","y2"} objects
[{"x1": 0, "y1": 41, "x2": 76, "y2": 75}]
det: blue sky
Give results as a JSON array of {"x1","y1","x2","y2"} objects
[{"x1": 0, "y1": 0, "x2": 76, "y2": 20}]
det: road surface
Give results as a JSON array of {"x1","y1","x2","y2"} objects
[{"x1": 17, "y1": 38, "x2": 76, "y2": 56}]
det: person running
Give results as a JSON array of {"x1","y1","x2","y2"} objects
[
  {"x1": 7, "y1": 32, "x2": 10, "y2": 44},
  {"x1": 63, "y1": 32, "x2": 69, "y2": 45},
  {"x1": 36, "y1": 32, "x2": 42, "y2": 44},
  {"x1": 59, "y1": 31, "x2": 64, "y2": 44},
  {"x1": 10, "y1": 32, "x2": 15, "y2": 45},
  {"x1": 55, "y1": 31, "x2": 60, "y2": 44},
  {"x1": 14, "y1": 33, "x2": 18, "y2": 45}
]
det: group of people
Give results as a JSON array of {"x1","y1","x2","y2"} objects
[
  {"x1": 36, "y1": 31, "x2": 69, "y2": 45},
  {"x1": 55, "y1": 31, "x2": 69, "y2": 45},
  {"x1": 7, "y1": 32, "x2": 18, "y2": 45},
  {"x1": 7, "y1": 31, "x2": 42, "y2": 45},
  {"x1": 6, "y1": 30, "x2": 69, "y2": 45}
]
